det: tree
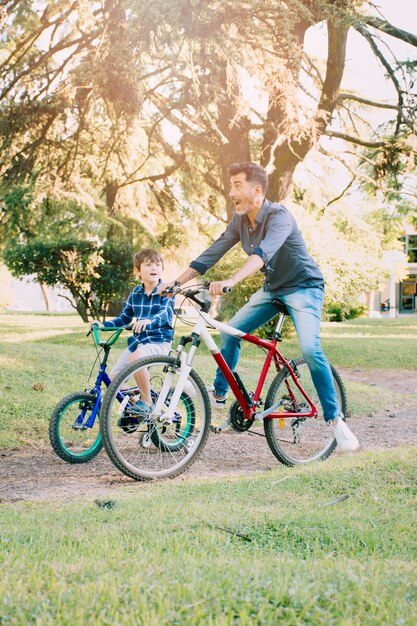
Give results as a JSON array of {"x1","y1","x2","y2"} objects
[
  {"x1": 1, "y1": 1, "x2": 416, "y2": 317},
  {"x1": 4, "y1": 238, "x2": 135, "y2": 321},
  {"x1": 1, "y1": 2, "x2": 416, "y2": 221}
]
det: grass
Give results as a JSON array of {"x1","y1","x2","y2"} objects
[
  {"x1": 1, "y1": 313, "x2": 416, "y2": 623},
  {"x1": 0, "y1": 313, "x2": 416, "y2": 447},
  {"x1": 1, "y1": 448, "x2": 416, "y2": 624}
]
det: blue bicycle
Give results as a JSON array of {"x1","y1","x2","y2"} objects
[
  {"x1": 49, "y1": 325, "x2": 134, "y2": 464},
  {"x1": 49, "y1": 324, "x2": 196, "y2": 465}
]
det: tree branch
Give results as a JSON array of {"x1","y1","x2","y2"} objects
[
  {"x1": 364, "y1": 16, "x2": 417, "y2": 48},
  {"x1": 324, "y1": 130, "x2": 387, "y2": 148},
  {"x1": 337, "y1": 92, "x2": 398, "y2": 110}
]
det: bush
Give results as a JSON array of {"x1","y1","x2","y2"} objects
[
  {"x1": 3, "y1": 238, "x2": 134, "y2": 322},
  {"x1": 326, "y1": 302, "x2": 367, "y2": 322}
]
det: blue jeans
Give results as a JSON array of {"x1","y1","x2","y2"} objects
[{"x1": 213, "y1": 286, "x2": 342, "y2": 421}]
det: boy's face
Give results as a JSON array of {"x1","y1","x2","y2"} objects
[{"x1": 136, "y1": 257, "x2": 163, "y2": 283}]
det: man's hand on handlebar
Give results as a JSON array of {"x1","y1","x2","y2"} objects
[
  {"x1": 208, "y1": 279, "x2": 234, "y2": 296},
  {"x1": 156, "y1": 281, "x2": 179, "y2": 296}
]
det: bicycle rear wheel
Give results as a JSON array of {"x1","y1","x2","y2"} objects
[
  {"x1": 100, "y1": 356, "x2": 211, "y2": 481},
  {"x1": 49, "y1": 391, "x2": 102, "y2": 463},
  {"x1": 263, "y1": 358, "x2": 347, "y2": 466}
]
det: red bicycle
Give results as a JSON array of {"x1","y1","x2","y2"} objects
[{"x1": 100, "y1": 284, "x2": 347, "y2": 481}]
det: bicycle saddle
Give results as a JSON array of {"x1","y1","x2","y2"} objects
[{"x1": 271, "y1": 298, "x2": 289, "y2": 316}]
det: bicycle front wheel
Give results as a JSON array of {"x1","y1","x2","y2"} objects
[
  {"x1": 263, "y1": 358, "x2": 347, "y2": 466},
  {"x1": 100, "y1": 356, "x2": 211, "y2": 481},
  {"x1": 49, "y1": 391, "x2": 102, "y2": 463}
]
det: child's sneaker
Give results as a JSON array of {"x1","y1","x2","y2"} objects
[
  {"x1": 117, "y1": 400, "x2": 152, "y2": 432},
  {"x1": 207, "y1": 385, "x2": 227, "y2": 410},
  {"x1": 329, "y1": 417, "x2": 359, "y2": 452},
  {"x1": 129, "y1": 399, "x2": 153, "y2": 417}
]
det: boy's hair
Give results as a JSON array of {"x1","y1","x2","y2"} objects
[
  {"x1": 134, "y1": 248, "x2": 164, "y2": 271},
  {"x1": 229, "y1": 162, "x2": 268, "y2": 194}
]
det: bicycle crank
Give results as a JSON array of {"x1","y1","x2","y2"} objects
[{"x1": 229, "y1": 400, "x2": 254, "y2": 432}]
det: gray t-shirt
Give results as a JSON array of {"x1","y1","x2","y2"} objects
[{"x1": 189, "y1": 199, "x2": 324, "y2": 294}]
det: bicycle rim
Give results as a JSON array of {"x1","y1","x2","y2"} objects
[
  {"x1": 100, "y1": 356, "x2": 211, "y2": 480},
  {"x1": 263, "y1": 359, "x2": 347, "y2": 466},
  {"x1": 49, "y1": 392, "x2": 102, "y2": 463}
]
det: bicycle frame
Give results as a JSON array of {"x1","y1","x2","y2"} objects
[
  {"x1": 157, "y1": 308, "x2": 318, "y2": 423},
  {"x1": 79, "y1": 326, "x2": 134, "y2": 429}
]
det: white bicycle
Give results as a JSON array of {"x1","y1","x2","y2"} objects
[{"x1": 100, "y1": 284, "x2": 347, "y2": 481}]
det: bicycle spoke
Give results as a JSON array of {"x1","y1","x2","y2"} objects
[
  {"x1": 264, "y1": 359, "x2": 347, "y2": 465},
  {"x1": 100, "y1": 356, "x2": 211, "y2": 480}
]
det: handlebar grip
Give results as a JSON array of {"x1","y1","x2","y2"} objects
[{"x1": 222, "y1": 287, "x2": 232, "y2": 294}]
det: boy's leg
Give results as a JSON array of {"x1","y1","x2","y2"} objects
[
  {"x1": 213, "y1": 288, "x2": 278, "y2": 397},
  {"x1": 128, "y1": 342, "x2": 171, "y2": 406},
  {"x1": 128, "y1": 348, "x2": 152, "y2": 405},
  {"x1": 279, "y1": 287, "x2": 341, "y2": 421},
  {"x1": 109, "y1": 348, "x2": 130, "y2": 380}
]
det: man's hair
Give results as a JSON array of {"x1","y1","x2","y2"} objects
[
  {"x1": 134, "y1": 248, "x2": 164, "y2": 271},
  {"x1": 229, "y1": 162, "x2": 268, "y2": 194}
]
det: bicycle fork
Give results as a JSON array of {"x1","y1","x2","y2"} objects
[{"x1": 153, "y1": 342, "x2": 195, "y2": 420}]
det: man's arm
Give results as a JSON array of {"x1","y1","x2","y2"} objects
[
  {"x1": 157, "y1": 267, "x2": 201, "y2": 294},
  {"x1": 208, "y1": 254, "x2": 264, "y2": 296},
  {"x1": 174, "y1": 267, "x2": 201, "y2": 284}
]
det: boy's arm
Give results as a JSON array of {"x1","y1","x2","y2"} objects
[
  {"x1": 103, "y1": 292, "x2": 135, "y2": 328},
  {"x1": 145, "y1": 297, "x2": 175, "y2": 330}
]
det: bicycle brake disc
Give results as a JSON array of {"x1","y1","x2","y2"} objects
[{"x1": 229, "y1": 400, "x2": 254, "y2": 432}]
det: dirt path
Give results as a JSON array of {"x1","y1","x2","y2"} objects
[{"x1": 1, "y1": 368, "x2": 416, "y2": 503}]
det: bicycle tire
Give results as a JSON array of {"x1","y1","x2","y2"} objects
[
  {"x1": 49, "y1": 391, "x2": 103, "y2": 464},
  {"x1": 263, "y1": 358, "x2": 347, "y2": 466},
  {"x1": 100, "y1": 356, "x2": 211, "y2": 481}
]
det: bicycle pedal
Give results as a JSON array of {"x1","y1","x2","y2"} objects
[{"x1": 211, "y1": 417, "x2": 232, "y2": 433}]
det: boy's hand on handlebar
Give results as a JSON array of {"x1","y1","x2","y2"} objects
[
  {"x1": 132, "y1": 319, "x2": 151, "y2": 333},
  {"x1": 90, "y1": 319, "x2": 104, "y2": 329},
  {"x1": 208, "y1": 280, "x2": 234, "y2": 296}
]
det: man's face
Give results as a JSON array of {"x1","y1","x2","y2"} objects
[{"x1": 229, "y1": 172, "x2": 260, "y2": 216}]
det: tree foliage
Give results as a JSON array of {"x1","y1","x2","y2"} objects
[
  {"x1": 4, "y1": 238, "x2": 135, "y2": 321},
  {"x1": 0, "y1": 1, "x2": 416, "y2": 319}
]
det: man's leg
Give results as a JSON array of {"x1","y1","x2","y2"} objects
[
  {"x1": 279, "y1": 287, "x2": 341, "y2": 420},
  {"x1": 279, "y1": 287, "x2": 359, "y2": 451},
  {"x1": 213, "y1": 288, "x2": 278, "y2": 398}
]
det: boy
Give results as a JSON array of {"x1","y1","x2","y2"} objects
[{"x1": 98, "y1": 248, "x2": 174, "y2": 418}]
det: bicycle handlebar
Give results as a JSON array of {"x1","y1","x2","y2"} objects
[
  {"x1": 160, "y1": 282, "x2": 232, "y2": 296},
  {"x1": 88, "y1": 323, "x2": 133, "y2": 347}
]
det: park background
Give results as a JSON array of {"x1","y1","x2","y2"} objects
[{"x1": 1, "y1": 1, "x2": 417, "y2": 625}]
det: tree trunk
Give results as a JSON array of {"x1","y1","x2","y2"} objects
[
  {"x1": 215, "y1": 61, "x2": 251, "y2": 222},
  {"x1": 265, "y1": 14, "x2": 349, "y2": 202},
  {"x1": 39, "y1": 281, "x2": 50, "y2": 311}
]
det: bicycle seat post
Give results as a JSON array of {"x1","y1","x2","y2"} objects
[{"x1": 274, "y1": 313, "x2": 286, "y2": 342}]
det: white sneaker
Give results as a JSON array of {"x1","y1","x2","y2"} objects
[
  {"x1": 207, "y1": 385, "x2": 227, "y2": 410},
  {"x1": 330, "y1": 417, "x2": 359, "y2": 452}
]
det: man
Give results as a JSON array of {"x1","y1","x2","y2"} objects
[{"x1": 162, "y1": 162, "x2": 359, "y2": 452}]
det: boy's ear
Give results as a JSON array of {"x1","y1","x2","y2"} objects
[{"x1": 134, "y1": 267, "x2": 141, "y2": 278}]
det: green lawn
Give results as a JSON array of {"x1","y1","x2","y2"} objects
[
  {"x1": 1, "y1": 312, "x2": 416, "y2": 447},
  {"x1": 1, "y1": 448, "x2": 416, "y2": 624},
  {"x1": 1, "y1": 312, "x2": 416, "y2": 624}
]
